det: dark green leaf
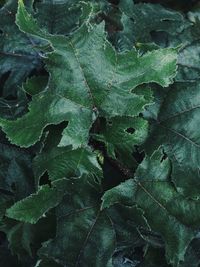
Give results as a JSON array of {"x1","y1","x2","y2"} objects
[
  {"x1": 0, "y1": 0, "x2": 177, "y2": 149},
  {"x1": 102, "y1": 148, "x2": 200, "y2": 266},
  {"x1": 6, "y1": 178, "x2": 68, "y2": 223},
  {"x1": 145, "y1": 82, "x2": 200, "y2": 198},
  {"x1": 39, "y1": 177, "x2": 115, "y2": 267},
  {"x1": 33, "y1": 146, "x2": 102, "y2": 183},
  {"x1": 0, "y1": 0, "x2": 42, "y2": 96}
]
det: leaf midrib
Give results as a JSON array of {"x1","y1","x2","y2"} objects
[
  {"x1": 135, "y1": 179, "x2": 194, "y2": 228},
  {"x1": 159, "y1": 124, "x2": 200, "y2": 148},
  {"x1": 69, "y1": 41, "x2": 96, "y2": 109},
  {"x1": 158, "y1": 104, "x2": 200, "y2": 124}
]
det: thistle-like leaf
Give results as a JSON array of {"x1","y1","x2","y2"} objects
[{"x1": 0, "y1": 0, "x2": 177, "y2": 149}]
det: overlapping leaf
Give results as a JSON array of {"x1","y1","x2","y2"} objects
[
  {"x1": 0, "y1": 0, "x2": 85, "y2": 97},
  {"x1": 117, "y1": 0, "x2": 200, "y2": 200},
  {"x1": 34, "y1": 146, "x2": 102, "y2": 183},
  {"x1": 113, "y1": 1, "x2": 186, "y2": 51},
  {"x1": 34, "y1": 0, "x2": 81, "y2": 35},
  {"x1": 144, "y1": 82, "x2": 200, "y2": 198},
  {"x1": 102, "y1": 148, "x2": 200, "y2": 266},
  {"x1": 0, "y1": 142, "x2": 33, "y2": 192},
  {"x1": 0, "y1": 141, "x2": 34, "y2": 220},
  {"x1": 0, "y1": 0, "x2": 42, "y2": 96},
  {"x1": 1, "y1": 1, "x2": 200, "y2": 267},
  {"x1": 38, "y1": 176, "x2": 115, "y2": 267},
  {"x1": 6, "y1": 178, "x2": 69, "y2": 224},
  {"x1": 0, "y1": 0, "x2": 177, "y2": 150},
  {"x1": 0, "y1": 213, "x2": 57, "y2": 262},
  {"x1": 93, "y1": 116, "x2": 148, "y2": 166}
]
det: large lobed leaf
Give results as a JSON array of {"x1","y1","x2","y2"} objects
[{"x1": 0, "y1": 0, "x2": 177, "y2": 150}]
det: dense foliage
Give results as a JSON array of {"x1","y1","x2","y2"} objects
[{"x1": 0, "y1": 0, "x2": 200, "y2": 266}]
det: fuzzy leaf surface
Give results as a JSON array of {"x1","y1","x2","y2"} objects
[
  {"x1": 0, "y1": 0, "x2": 177, "y2": 149},
  {"x1": 102, "y1": 148, "x2": 200, "y2": 266},
  {"x1": 33, "y1": 146, "x2": 102, "y2": 182},
  {"x1": 0, "y1": 0, "x2": 42, "y2": 96},
  {"x1": 34, "y1": 0, "x2": 81, "y2": 35},
  {"x1": 39, "y1": 176, "x2": 115, "y2": 267},
  {"x1": 145, "y1": 82, "x2": 200, "y2": 198},
  {"x1": 117, "y1": 1, "x2": 186, "y2": 50},
  {"x1": 6, "y1": 178, "x2": 68, "y2": 224}
]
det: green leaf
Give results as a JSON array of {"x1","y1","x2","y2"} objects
[
  {"x1": 23, "y1": 75, "x2": 48, "y2": 96},
  {"x1": 117, "y1": 2, "x2": 186, "y2": 50},
  {"x1": 0, "y1": 91, "x2": 28, "y2": 120},
  {"x1": 0, "y1": 142, "x2": 34, "y2": 200},
  {"x1": 0, "y1": 0, "x2": 42, "y2": 96},
  {"x1": 107, "y1": 204, "x2": 147, "y2": 247},
  {"x1": 2, "y1": 1, "x2": 198, "y2": 267},
  {"x1": 39, "y1": 177, "x2": 115, "y2": 267},
  {"x1": 6, "y1": 178, "x2": 68, "y2": 224},
  {"x1": 176, "y1": 42, "x2": 200, "y2": 81},
  {"x1": 34, "y1": 0, "x2": 81, "y2": 35},
  {"x1": 0, "y1": 214, "x2": 57, "y2": 261},
  {"x1": 93, "y1": 116, "x2": 149, "y2": 165},
  {"x1": 101, "y1": 179, "x2": 135, "y2": 209},
  {"x1": 145, "y1": 82, "x2": 200, "y2": 198},
  {"x1": 168, "y1": 19, "x2": 200, "y2": 82},
  {"x1": 102, "y1": 148, "x2": 200, "y2": 266},
  {"x1": 0, "y1": 0, "x2": 177, "y2": 148},
  {"x1": 6, "y1": 223, "x2": 33, "y2": 257},
  {"x1": 33, "y1": 146, "x2": 103, "y2": 183}
]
